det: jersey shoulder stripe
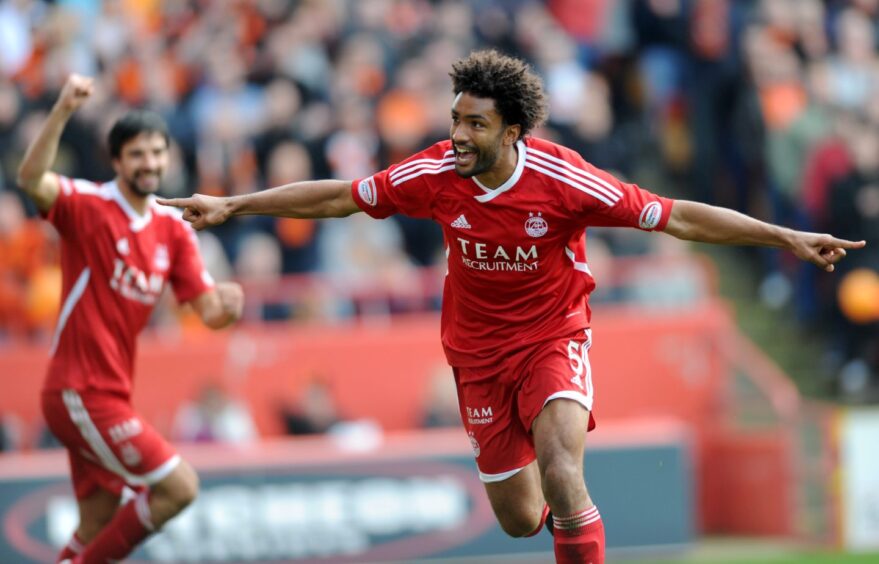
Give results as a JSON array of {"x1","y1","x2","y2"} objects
[
  {"x1": 391, "y1": 159, "x2": 456, "y2": 186},
  {"x1": 390, "y1": 150, "x2": 454, "y2": 181},
  {"x1": 526, "y1": 147, "x2": 623, "y2": 199},
  {"x1": 390, "y1": 151, "x2": 455, "y2": 186},
  {"x1": 63, "y1": 177, "x2": 112, "y2": 199},
  {"x1": 524, "y1": 158, "x2": 617, "y2": 207}
]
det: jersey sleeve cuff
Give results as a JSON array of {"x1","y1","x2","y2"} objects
[
  {"x1": 351, "y1": 178, "x2": 390, "y2": 219},
  {"x1": 654, "y1": 197, "x2": 675, "y2": 232}
]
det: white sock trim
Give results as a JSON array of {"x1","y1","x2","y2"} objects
[
  {"x1": 553, "y1": 505, "x2": 601, "y2": 530},
  {"x1": 134, "y1": 490, "x2": 155, "y2": 532},
  {"x1": 67, "y1": 534, "x2": 84, "y2": 554}
]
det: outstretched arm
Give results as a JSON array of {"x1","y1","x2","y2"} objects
[
  {"x1": 158, "y1": 179, "x2": 360, "y2": 230},
  {"x1": 664, "y1": 200, "x2": 866, "y2": 272},
  {"x1": 16, "y1": 74, "x2": 94, "y2": 212}
]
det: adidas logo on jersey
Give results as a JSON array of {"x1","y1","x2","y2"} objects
[{"x1": 451, "y1": 214, "x2": 471, "y2": 229}]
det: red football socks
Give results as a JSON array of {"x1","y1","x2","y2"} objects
[
  {"x1": 552, "y1": 505, "x2": 605, "y2": 564},
  {"x1": 56, "y1": 532, "x2": 85, "y2": 562},
  {"x1": 72, "y1": 490, "x2": 154, "y2": 563}
]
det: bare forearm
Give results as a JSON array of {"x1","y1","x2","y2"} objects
[
  {"x1": 16, "y1": 106, "x2": 72, "y2": 191},
  {"x1": 192, "y1": 282, "x2": 243, "y2": 329},
  {"x1": 664, "y1": 200, "x2": 794, "y2": 248},
  {"x1": 226, "y1": 180, "x2": 359, "y2": 219}
]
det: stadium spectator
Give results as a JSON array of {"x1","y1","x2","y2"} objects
[
  {"x1": 161, "y1": 50, "x2": 864, "y2": 564},
  {"x1": 280, "y1": 377, "x2": 343, "y2": 436},
  {"x1": 16, "y1": 75, "x2": 244, "y2": 564},
  {"x1": 0, "y1": 190, "x2": 59, "y2": 340},
  {"x1": 2, "y1": 1, "x2": 878, "y2": 382},
  {"x1": 172, "y1": 382, "x2": 258, "y2": 444}
]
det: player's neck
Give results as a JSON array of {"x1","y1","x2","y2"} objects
[
  {"x1": 116, "y1": 178, "x2": 151, "y2": 216},
  {"x1": 475, "y1": 143, "x2": 518, "y2": 189}
]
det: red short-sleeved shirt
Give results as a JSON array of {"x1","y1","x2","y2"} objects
[
  {"x1": 42, "y1": 176, "x2": 213, "y2": 396},
  {"x1": 352, "y1": 137, "x2": 675, "y2": 371}
]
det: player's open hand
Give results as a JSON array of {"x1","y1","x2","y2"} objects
[
  {"x1": 789, "y1": 232, "x2": 866, "y2": 272},
  {"x1": 157, "y1": 194, "x2": 230, "y2": 230},
  {"x1": 55, "y1": 74, "x2": 94, "y2": 115}
]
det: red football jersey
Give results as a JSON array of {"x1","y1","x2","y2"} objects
[
  {"x1": 42, "y1": 176, "x2": 214, "y2": 396},
  {"x1": 352, "y1": 137, "x2": 675, "y2": 369}
]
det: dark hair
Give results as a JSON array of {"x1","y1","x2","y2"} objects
[
  {"x1": 107, "y1": 110, "x2": 170, "y2": 158},
  {"x1": 449, "y1": 49, "x2": 548, "y2": 139}
]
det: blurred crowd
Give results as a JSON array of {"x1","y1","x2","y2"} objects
[{"x1": 0, "y1": 0, "x2": 877, "y2": 395}]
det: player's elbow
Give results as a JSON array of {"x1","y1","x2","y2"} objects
[{"x1": 15, "y1": 169, "x2": 39, "y2": 194}]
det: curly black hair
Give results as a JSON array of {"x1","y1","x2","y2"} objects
[{"x1": 449, "y1": 49, "x2": 548, "y2": 139}]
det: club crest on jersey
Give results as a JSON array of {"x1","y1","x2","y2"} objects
[
  {"x1": 525, "y1": 212, "x2": 548, "y2": 238},
  {"x1": 153, "y1": 244, "x2": 169, "y2": 271},
  {"x1": 358, "y1": 176, "x2": 377, "y2": 207}
]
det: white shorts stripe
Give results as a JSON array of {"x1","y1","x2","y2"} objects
[
  {"x1": 50, "y1": 267, "x2": 91, "y2": 356},
  {"x1": 543, "y1": 390, "x2": 593, "y2": 413},
  {"x1": 524, "y1": 161, "x2": 617, "y2": 207},
  {"x1": 478, "y1": 465, "x2": 526, "y2": 484},
  {"x1": 61, "y1": 390, "x2": 180, "y2": 486}
]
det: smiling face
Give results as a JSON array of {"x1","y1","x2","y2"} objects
[
  {"x1": 450, "y1": 92, "x2": 520, "y2": 183},
  {"x1": 112, "y1": 132, "x2": 169, "y2": 197}
]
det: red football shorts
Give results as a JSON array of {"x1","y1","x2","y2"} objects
[
  {"x1": 453, "y1": 329, "x2": 596, "y2": 483},
  {"x1": 42, "y1": 389, "x2": 180, "y2": 500}
]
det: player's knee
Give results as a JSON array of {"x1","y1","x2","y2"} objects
[
  {"x1": 497, "y1": 508, "x2": 543, "y2": 538},
  {"x1": 154, "y1": 462, "x2": 199, "y2": 515},
  {"x1": 170, "y1": 464, "x2": 199, "y2": 510},
  {"x1": 540, "y1": 459, "x2": 584, "y2": 506}
]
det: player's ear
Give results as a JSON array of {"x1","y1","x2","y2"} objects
[
  {"x1": 504, "y1": 124, "x2": 521, "y2": 146},
  {"x1": 110, "y1": 157, "x2": 122, "y2": 176}
]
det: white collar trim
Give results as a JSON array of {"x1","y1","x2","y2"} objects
[
  {"x1": 110, "y1": 181, "x2": 153, "y2": 232},
  {"x1": 473, "y1": 140, "x2": 526, "y2": 203}
]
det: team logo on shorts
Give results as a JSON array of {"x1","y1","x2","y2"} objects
[
  {"x1": 525, "y1": 212, "x2": 548, "y2": 238},
  {"x1": 639, "y1": 202, "x2": 662, "y2": 230},
  {"x1": 120, "y1": 442, "x2": 142, "y2": 467},
  {"x1": 358, "y1": 177, "x2": 377, "y2": 206},
  {"x1": 468, "y1": 431, "x2": 481, "y2": 458}
]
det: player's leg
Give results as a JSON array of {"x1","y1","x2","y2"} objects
[
  {"x1": 148, "y1": 458, "x2": 199, "y2": 526},
  {"x1": 48, "y1": 390, "x2": 197, "y2": 563},
  {"x1": 482, "y1": 460, "x2": 549, "y2": 537},
  {"x1": 533, "y1": 399, "x2": 604, "y2": 563},
  {"x1": 453, "y1": 367, "x2": 550, "y2": 537},
  {"x1": 56, "y1": 484, "x2": 119, "y2": 562},
  {"x1": 41, "y1": 393, "x2": 121, "y2": 562},
  {"x1": 533, "y1": 399, "x2": 592, "y2": 515},
  {"x1": 525, "y1": 330, "x2": 604, "y2": 564},
  {"x1": 74, "y1": 459, "x2": 199, "y2": 563}
]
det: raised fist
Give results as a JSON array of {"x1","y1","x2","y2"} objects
[{"x1": 55, "y1": 74, "x2": 94, "y2": 114}]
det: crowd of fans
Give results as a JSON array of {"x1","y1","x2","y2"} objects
[{"x1": 0, "y1": 0, "x2": 877, "y2": 394}]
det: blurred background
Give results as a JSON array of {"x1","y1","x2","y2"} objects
[{"x1": 0, "y1": 0, "x2": 878, "y2": 562}]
